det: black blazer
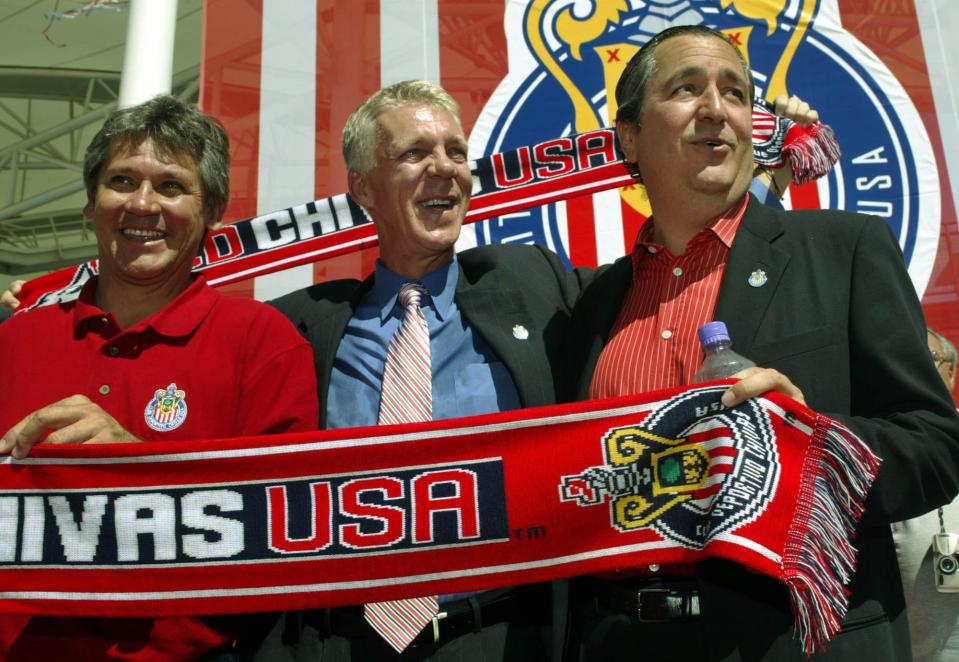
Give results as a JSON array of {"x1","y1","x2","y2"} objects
[
  {"x1": 564, "y1": 198, "x2": 959, "y2": 661},
  {"x1": 271, "y1": 242, "x2": 591, "y2": 428},
  {"x1": 254, "y1": 243, "x2": 590, "y2": 659}
]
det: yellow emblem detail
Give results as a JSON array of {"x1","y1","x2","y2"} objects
[
  {"x1": 729, "y1": 0, "x2": 821, "y2": 100},
  {"x1": 652, "y1": 445, "x2": 710, "y2": 496},
  {"x1": 604, "y1": 425, "x2": 678, "y2": 466},
  {"x1": 156, "y1": 386, "x2": 185, "y2": 415},
  {"x1": 555, "y1": 0, "x2": 629, "y2": 61},
  {"x1": 615, "y1": 493, "x2": 691, "y2": 530},
  {"x1": 721, "y1": 0, "x2": 788, "y2": 35},
  {"x1": 593, "y1": 41, "x2": 650, "y2": 217},
  {"x1": 526, "y1": 0, "x2": 602, "y2": 133}
]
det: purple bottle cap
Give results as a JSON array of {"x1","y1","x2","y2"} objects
[{"x1": 698, "y1": 321, "x2": 730, "y2": 347}]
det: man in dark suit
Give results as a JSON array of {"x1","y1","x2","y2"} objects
[
  {"x1": 563, "y1": 25, "x2": 959, "y2": 661},
  {"x1": 255, "y1": 81, "x2": 589, "y2": 661}
]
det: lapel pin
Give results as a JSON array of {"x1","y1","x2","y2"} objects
[
  {"x1": 747, "y1": 268, "x2": 768, "y2": 288},
  {"x1": 512, "y1": 324, "x2": 529, "y2": 340}
]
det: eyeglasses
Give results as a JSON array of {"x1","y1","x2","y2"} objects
[{"x1": 930, "y1": 350, "x2": 955, "y2": 368}]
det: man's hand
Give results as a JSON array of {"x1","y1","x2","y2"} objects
[
  {"x1": 0, "y1": 395, "x2": 140, "y2": 459},
  {"x1": 771, "y1": 93, "x2": 819, "y2": 129},
  {"x1": 2, "y1": 279, "x2": 24, "y2": 311},
  {"x1": 720, "y1": 366, "x2": 807, "y2": 408}
]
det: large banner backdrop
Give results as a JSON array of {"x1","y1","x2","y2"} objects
[{"x1": 200, "y1": 0, "x2": 959, "y2": 399}]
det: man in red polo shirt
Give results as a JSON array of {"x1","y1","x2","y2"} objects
[
  {"x1": 564, "y1": 24, "x2": 959, "y2": 662},
  {"x1": 0, "y1": 95, "x2": 318, "y2": 661}
]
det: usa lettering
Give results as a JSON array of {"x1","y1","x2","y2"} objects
[
  {"x1": 851, "y1": 146, "x2": 895, "y2": 218},
  {"x1": 0, "y1": 465, "x2": 498, "y2": 565},
  {"x1": 267, "y1": 469, "x2": 481, "y2": 554},
  {"x1": 474, "y1": 130, "x2": 619, "y2": 195}
]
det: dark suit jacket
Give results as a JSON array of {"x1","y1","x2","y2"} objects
[
  {"x1": 251, "y1": 244, "x2": 590, "y2": 659},
  {"x1": 564, "y1": 198, "x2": 959, "y2": 661},
  {"x1": 271, "y1": 242, "x2": 591, "y2": 428}
]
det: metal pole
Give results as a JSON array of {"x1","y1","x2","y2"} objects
[
  {"x1": 118, "y1": 0, "x2": 179, "y2": 108},
  {"x1": 0, "y1": 103, "x2": 116, "y2": 164}
]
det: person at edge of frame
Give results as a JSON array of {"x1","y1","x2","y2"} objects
[
  {"x1": 891, "y1": 327, "x2": 959, "y2": 662},
  {"x1": 560, "y1": 24, "x2": 959, "y2": 662},
  {"x1": 0, "y1": 95, "x2": 319, "y2": 662}
]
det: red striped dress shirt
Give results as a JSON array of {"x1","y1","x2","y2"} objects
[{"x1": 590, "y1": 195, "x2": 750, "y2": 399}]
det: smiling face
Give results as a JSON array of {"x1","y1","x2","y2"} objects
[
  {"x1": 617, "y1": 33, "x2": 754, "y2": 210},
  {"x1": 86, "y1": 138, "x2": 217, "y2": 292},
  {"x1": 348, "y1": 104, "x2": 471, "y2": 278}
]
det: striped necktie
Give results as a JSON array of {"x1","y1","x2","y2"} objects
[{"x1": 364, "y1": 282, "x2": 438, "y2": 652}]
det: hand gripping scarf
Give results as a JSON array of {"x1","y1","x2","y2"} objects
[
  {"x1": 0, "y1": 383, "x2": 878, "y2": 655},
  {"x1": 15, "y1": 102, "x2": 839, "y2": 311}
]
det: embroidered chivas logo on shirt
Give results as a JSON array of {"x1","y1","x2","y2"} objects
[{"x1": 144, "y1": 383, "x2": 188, "y2": 432}]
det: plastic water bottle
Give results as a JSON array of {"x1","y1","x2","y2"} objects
[{"x1": 693, "y1": 321, "x2": 756, "y2": 382}]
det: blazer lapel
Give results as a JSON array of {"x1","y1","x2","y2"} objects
[
  {"x1": 713, "y1": 199, "x2": 789, "y2": 358},
  {"x1": 455, "y1": 267, "x2": 552, "y2": 408},
  {"x1": 317, "y1": 277, "x2": 373, "y2": 425},
  {"x1": 575, "y1": 256, "x2": 633, "y2": 401}
]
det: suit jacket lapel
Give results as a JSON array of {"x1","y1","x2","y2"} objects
[
  {"x1": 455, "y1": 265, "x2": 552, "y2": 408},
  {"x1": 318, "y1": 276, "x2": 373, "y2": 426},
  {"x1": 713, "y1": 198, "x2": 789, "y2": 358},
  {"x1": 575, "y1": 256, "x2": 633, "y2": 401}
]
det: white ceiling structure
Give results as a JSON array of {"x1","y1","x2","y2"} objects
[{"x1": 0, "y1": 0, "x2": 202, "y2": 287}]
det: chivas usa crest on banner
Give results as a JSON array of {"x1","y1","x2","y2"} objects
[
  {"x1": 464, "y1": 0, "x2": 938, "y2": 296},
  {"x1": 559, "y1": 386, "x2": 779, "y2": 546}
]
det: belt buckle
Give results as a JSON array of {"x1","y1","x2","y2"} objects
[
  {"x1": 431, "y1": 611, "x2": 448, "y2": 644},
  {"x1": 634, "y1": 587, "x2": 700, "y2": 623},
  {"x1": 636, "y1": 588, "x2": 672, "y2": 623}
]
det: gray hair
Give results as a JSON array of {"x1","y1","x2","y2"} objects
[
  {"x1": 83, "y1": 95, "x2": 230, "y2": 224},
  {"x1": 929, "y1": 327, "x2": 957, "y2": 367},
  {"x1": 342, "y1": 80, "x2": 462, "y2": 173}
]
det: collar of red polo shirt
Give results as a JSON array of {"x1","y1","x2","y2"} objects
[
  {"x1": 0, "y1": 383, "x2": 877, "y2": 656},
  {"x1": 14, "y1": 102, "x2": 838, "y2": 312}
]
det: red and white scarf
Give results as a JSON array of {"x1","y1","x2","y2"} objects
[
  {"x1": 0, "y1": 383, "x2": 877, "y2": 655},
  {"x1": 15, "y1": 103, "x2": 839, "y2": 311}
]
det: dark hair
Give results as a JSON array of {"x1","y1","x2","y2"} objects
[
  {"x1": 615, "y1": 25, "x2": 755, "y2": 125},
  {"x1": 83, "y1": 95, "x2": 230, "y2": 223}
]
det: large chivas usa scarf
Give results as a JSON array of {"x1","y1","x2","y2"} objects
[
  {"x1": 0, "y1": 383, "x2": 878, "y2": 654},
  {"x1": 15, "y1": 103, "x2": 839, "y2": 311}
]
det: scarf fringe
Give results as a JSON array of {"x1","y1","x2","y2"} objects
[
  {"x1": 787, "y1": 123, "x2": 842, "y2": 185},
  {"x1": 783, "y1": 416, "x2": 881, "y2": 655}
]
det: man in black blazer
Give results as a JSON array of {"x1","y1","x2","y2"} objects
[
  {"x1": 255, "y1": 81, "x2": 589, "y2": 662},
  {"x1": 563, "y1": 25, "x2": 959, "y2": 661},
  {"x1": 272, "y1": 241, "x2": 584, "y2": 421}
]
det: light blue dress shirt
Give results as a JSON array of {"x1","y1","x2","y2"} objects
[
  {"x1": 749, "y1": 177, "x2": 783, "y2": 210},
  {"x1": 326, "y1": 256, "x2": 522, "y2": 429}
]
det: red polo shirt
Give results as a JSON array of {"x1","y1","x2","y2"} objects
[{"x1": 0, "y1": 275, "x2": 319, "y2": 661}]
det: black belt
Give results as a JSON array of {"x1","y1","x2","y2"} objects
[
  {"x1": 582, "y1": 578, "x2": 701, "y2": 623},
  {"x1": 296, "y1": 589, "x2": 545, "y2": 648}
]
